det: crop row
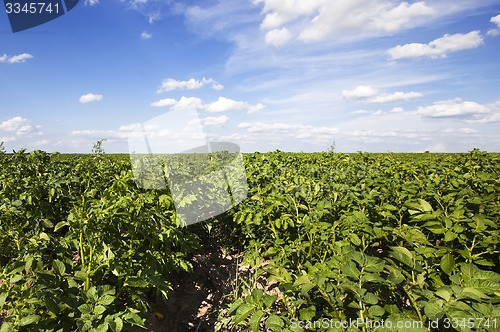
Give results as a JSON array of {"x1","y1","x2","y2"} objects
[{"x1": 0, "y1": 149, "x2": 499, "y2": 331}]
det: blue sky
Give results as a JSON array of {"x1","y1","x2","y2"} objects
[{"x1": 1, "y1": 0, "x2": 500, "y2": 153}]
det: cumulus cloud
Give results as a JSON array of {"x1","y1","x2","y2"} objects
[
  {"x1": 79, "y1": 93, "x2": 103, "y2": 103},
  {"x1": 203, "y1": 97, "x2": 265, "y2": 113},
  {"x1": 0, "y1": 116, "x2": 41, "y2": 136},
  {"x1": 342, "y1": 85, "x2": 423, "y2": 103},
  {"x1": 265, "y1": 28, "x2": 292, "y2": 47},
  {"x1": 342, "y1": 85, "x2": 378, "y2": 100},
  {"x1": 0, "y1": 53, "x2": 34, "y2": 63},
  {"x1": 84, "y1": 0, "x2": 99, "y2": 6},
  {"x1": 0, "y1": 117, "x2": 29, "y2": 132},
  {"x1": 157, "y1": 77, "x2": 223, "y2": 93},
  {"x1": 141, "y1": 31, "x2": 152, "y2": 39},
  {"x1": 388, "y1": 30, "x2": 484, "y2": 60},
  {"x1": 487, "y1": 14, "x2": 500, "y2": 37},
  {"x1": 415, "y1": 98, "x2": 489, "y2": 118},
  {"x1": 255, "y1": 0, "x2": 435, "y2": 45}
]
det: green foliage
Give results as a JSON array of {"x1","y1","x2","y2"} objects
[
  {"x1": 1, "y1": 149, "x2": 499, "y2": 331},
  {"x1": 0, "y1": 150, "x2": 197, "y2": 331},
  {"x1": 224, "y1": 150, "x2": 500, "y2": 331}
]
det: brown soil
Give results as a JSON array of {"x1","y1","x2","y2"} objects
[{"x1": 147, "y1": 248, "x2": 241, "y2": 332}]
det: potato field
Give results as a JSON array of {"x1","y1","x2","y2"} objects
[{"x1": 0, "y1": 149, "x2": 499, "y2": 331}]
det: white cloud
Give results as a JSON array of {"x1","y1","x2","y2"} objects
[
  {"x1": 238, "y1": 121, "x2": 339, "y2": 141},
  {"x1": 0, "y1": 117, "x2": 41, "y2": 136},
  {"x1": 141, "y1": 31, "x2": 152, "y2": 39},
  {"x1": 212, "y1": 83, "x2": 224, "y2": 91},
  {"x1": 487, "y1": 14, "x2": 500, "y2": 37},
  {"x1": 488, "y1": 29, "x2": 500, "y2": 37},
  {"x1": 79, "y1": 93, "x2": 103, "y2": 103},
  {"x1": 342, "y1": 85, "x2": 423, "y2": 103},
  {"x1": 151, "y1": 96, "x2": 209, "y2": 112},
  {"x1": 352, "y1": 130, "x2": 398, "y2": 137},
  {"x1": 265, "y1": 28, "x2": 292, "y2": 47},
  {"x1": 388, "y1": 30, "x2": 484, "y2": 60},
  {"x1": 84, "y1": 0, "x2": 99, "y2": 6},
  {"x1": 203, "y1": 97, "x2": 265, "y2": 113},
  {"x1": 8, "y1": 53, "x2": 33, "y2": 63},
  {"x1": 0, "y1": 117, "x2": 29, "y2": 132},
  {"x1": 168, "y1": 96, "x2": 203, "y2": 111},
  {"x1": 150, "y1": 98, "x2": 177, "y2": 107},
  {"x1": 351, "y1": 109, "x2": 372, "y2": 115},
  {"x1": 370, "y1": 91, "x2": 423, "y2": 103},
  {"x1": 464, "y1": 101, "x2": 500, "y2": 124},
  {"x1": 0, "y1": 136, "x2": 16, "y2": 143},
  {"x1": 342, "y1": 85, "x2": 378, "y2": 100},
  {"x1": 151, "y1": 96, "x2": 264, "y2": 114},
  {"x1": 348, "y1": 128, "x2": 437, "y2": 144},
  {"x1": 351, "y1": 107, "x2": 405, "y2": 116},
  {"x1": 0, "y1": 53, "x2": 34, "y2": 63},
  {"x1": 390, "y1": 107, "x2": 405, "y2": 113},
  {"x1": 200, "y1": 116, "x2": 229, "y2": 126},
  {"x1": 158, "y1": 78, "x2": 202, "y2": 92},
  {"x1": 157, "y1": 77, "x2": 223, "y2": 93},
  {"x1": 442, "y1": 128, "x2": 478, "y2": 134},
  {"x1": 465, "y1": 113, "x2": 500, "y2": 124},
  {"x1": 491, "y1": 14, "x2": 500, "y2": 26},
  {"x1": 255, "y1": 0, "x2": 435, "y2": 45},
  {"x1": 415, "y1": 98, "x2": 489, "y2": 118}
]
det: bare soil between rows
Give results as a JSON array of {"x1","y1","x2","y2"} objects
[{"x1": 147, "y1": 248, "x2": 240, "y2": 332}]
